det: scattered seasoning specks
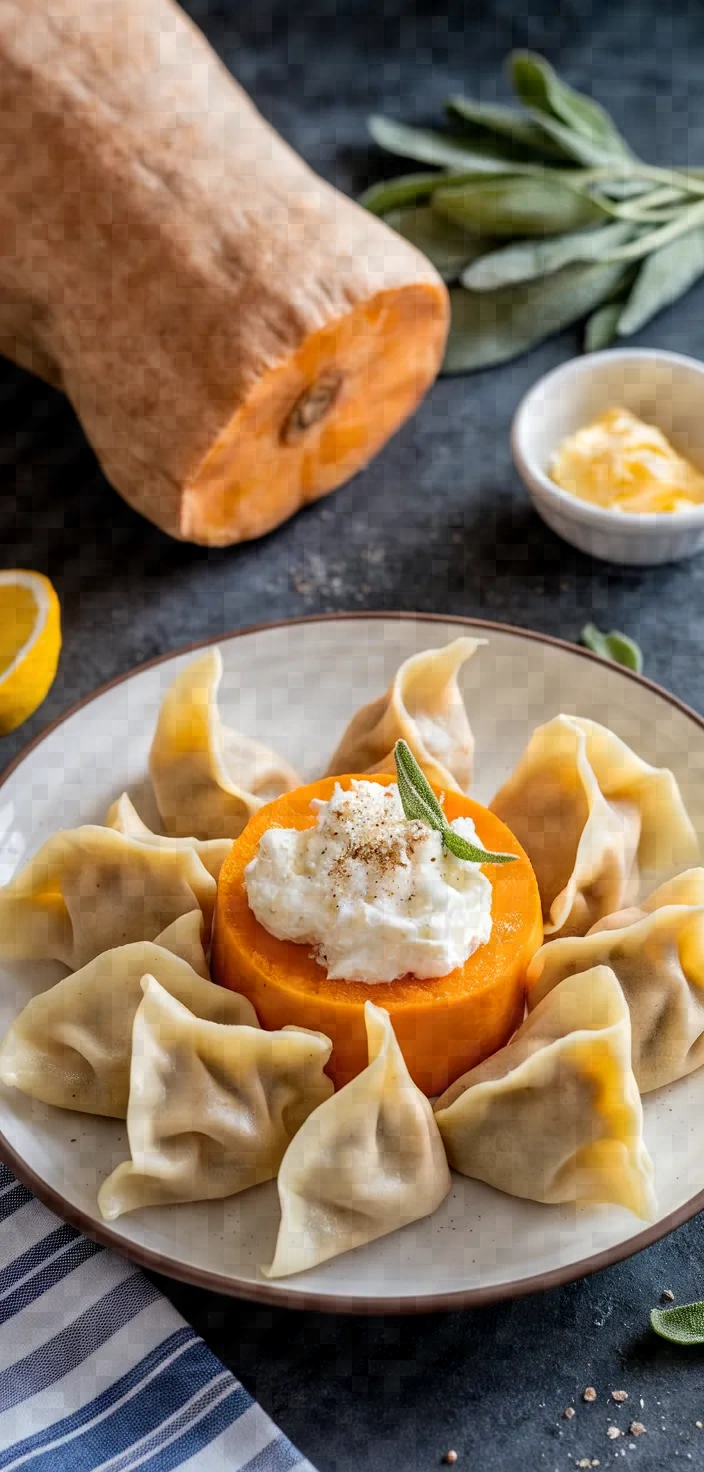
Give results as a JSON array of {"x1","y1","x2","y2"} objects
[
  {"x1": 576, "y1": 1461, "x2": 600, "y2": 1469},
  {"x1": 696, "y1": 1421, "x2": 703, "y2": 1429},
  {"x1": 611, "y1": 1391, "x2": 628, "y2": 1404},
  {"x1": 564, "y1": 1407, "x2": 576, "y2": 1419},
  {"x1": 583, "y1": 1387, "x2": 598, "y2": 1403},
  {"x1": 607, "y1": 1428, "x2": 622, "y2": 1440},
  {"x1": 629, "y1": 1422, "x2": 646, "y2": 1437}
]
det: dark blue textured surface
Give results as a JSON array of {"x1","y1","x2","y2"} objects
[{"x1": 3, "y1": 1, "x2": 704, "y2": 1466}]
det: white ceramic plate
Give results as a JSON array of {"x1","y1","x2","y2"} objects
[{"x1": 2, "y1": 614, "x2": 704, "y2": 1314}]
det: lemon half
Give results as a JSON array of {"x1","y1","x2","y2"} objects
[{"x1": 0, "y1": 570, "x2": 62, "y2": 735}]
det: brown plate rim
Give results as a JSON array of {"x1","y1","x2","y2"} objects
[{"x1": 1, "y1": 609, "x2": 703, "y2": 1315}]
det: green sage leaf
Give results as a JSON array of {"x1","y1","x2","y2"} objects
[
  {"x1": 461, "y1": 221, "x2": 633, "y2": 290},
  {"x1": 361, "y1": 171, "x2": 500, "y2": 216},
  {"x1": 617, "y1": 227, "x2": 704, "y2": 335},
  {"x1": 433, "y1": 174, "x2": 610, "y2": 237},
  {"x1": 443, "y1": 827, "x2": 516, "y2": 866},
  {"x1": 394, "y1": 741, "x2": 516, "y2": 865},
  {"x1": 445, "y1": 95, "x2": 568, "y2": 161},
  {"x1": 368, "y1": 115, "x2": 527, "y2": 173},
  {"x1": 394, "y1": 740, "x2": 446, "y2": 831},
  {"x1": 510, "y1": 52, "x2": 632, "y2": 164},
  {"x1": 580, "y1": 624, "x2": 643, "y2": 674},
  {"x1": 442, "y1": 261, "x2": 628, "y2": 374},
  {"x1": 651, "y1": 1301, "x2": 704, "y2": 1345},
  {"x1": 396, "y1": 765, "x2": 444, "y2": 832},
  {"x1": 584, "y1": 300, "x2": 624, "y2": 351},
  {"x1": 514, "y1": 112, "x2": 627, "y2": 169},
  {"x1": 383, "y1": 206, "x2": 489, "y2": 282},
  {"x1": 361, "y1": 172, "x2": 451, "y2": 215}
]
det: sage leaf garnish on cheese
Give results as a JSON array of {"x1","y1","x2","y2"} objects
[{"x1": 394, "y1": 740, "x2": 516, "y2": 865}]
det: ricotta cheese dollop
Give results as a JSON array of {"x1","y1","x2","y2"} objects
[{"x1": 244, "y1": 779, "x2": 493, "y2": 984}]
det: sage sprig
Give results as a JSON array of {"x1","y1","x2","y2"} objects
[
  {"x1": 580, "y1": 624, "x2": 644, "y2": 674},
  {"x1": 393, "y1": 740, "x2": 516, "y2": 865},
  {"x1": 364, "y1": 51, "x2": 704, "y2": 372}
]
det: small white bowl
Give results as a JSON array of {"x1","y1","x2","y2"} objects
[{"x1": 511, "y1": 347, "x2": 704, "y2": 565}]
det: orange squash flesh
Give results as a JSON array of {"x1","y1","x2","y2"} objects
[
  {"x1": 211, "y1": 774, "x2": 543, "y2": 1096},
  {"x1": 182, "y1": 285, "x2": 448, "y2": 546}
]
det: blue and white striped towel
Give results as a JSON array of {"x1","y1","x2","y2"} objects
[{"x1": 0, "y1": 1163, "x2": 315, "y2": 1471}]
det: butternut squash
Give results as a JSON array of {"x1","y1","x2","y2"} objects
[
  {"x1": 212, "y1": 774, "x2": 543, "y2": 1095},
  {"x1": 0, "y1": 0, "x2": 449, "y2": 545}
]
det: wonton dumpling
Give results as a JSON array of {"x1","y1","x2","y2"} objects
[
  {"x1": 264, "y1": 1001, "x2": 451, "y2": 1279},
  {"x1": 0, "y1": 912, "x2": 258, "y2": 1117},
  {"x1": 105, "y1": 792, "x2": 231, "y2": 881},
  {"x1": 434, "y1": 967, "x2": 655, "y2": 1218},
  {"x1": 149, "y1": 648, "x2": 300, "y2": 840},
  {"x1": 588, "y1": 867, "x2": 704, "y2": 935},
  {"x1": 325, "y1": 638, "x2": 482, "y2": 792},
  {"x1": 98, "y1": 975, "x2": 333, "y2": 1217},
  {"x1": 134, "y1": 909, "x2": 211, "y2": 979},
  {"x1": 0, "y1": 825, "x2": 217, "y2": 970},
  {"x1": 490, "y1": 715, "x2": 698, "y2": 939},
  {"x1": 527, "y1": 872, "x2": 704, "y2": 1093}
]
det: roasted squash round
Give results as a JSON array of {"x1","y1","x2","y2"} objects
[{"x1": 211, "y1": 774, "x2": 543, "y2": 1095}]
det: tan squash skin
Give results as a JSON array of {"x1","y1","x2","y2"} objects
[{"x1": 0, "y1": 0, "x2": 449, "y2": 545}]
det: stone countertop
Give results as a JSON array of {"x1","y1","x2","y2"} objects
[{"x1": 3, "y1": 0, "x2": 704, "y2": 1467}]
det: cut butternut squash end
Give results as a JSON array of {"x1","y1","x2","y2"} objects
[{"x1": 181, "y1": 283, "x2": 449, "y2": 546}]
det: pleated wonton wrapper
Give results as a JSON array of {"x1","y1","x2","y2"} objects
[
  {"x1": 434, "y1": 966, "x2": 655, "y2": 1219},
  {"x1": 586, "y1": 867, "x2": 704, "y2": 934},
  {"x1": 105, "y1": 791, "x2": 231, "y2": 881},
  {"x1": 527, "y1": 869, "x2": 704, "y2": 1094},
  {"x1": 326, "y1": 638, "x2": 482, "y2": 792},
  {"x1": 149, "y1": 648, "x2": 300, "y2": 841},
  {"x1": 0, "y1": 824, "x2": 218, "y2": 970},
  {"x1": 0, "y1": 911, "x2": 259, "y2": 1118},
  {"x1": 264, "y1": 1001, "x2": 451, "y2": 1279},
  {"x1": 490, "y1": 714, "x2": 698, "y2": 939},
  {"x1": 98, "y1": 975, "x2": 333, "y2": 1219}
]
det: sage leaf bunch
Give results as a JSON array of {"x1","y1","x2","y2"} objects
[
  {"x1": 364, "y1": 51, "x2": 704, "y2": 371},
  {"x1": 393, "y1": 740, "x2": 516, "y2": 865}
]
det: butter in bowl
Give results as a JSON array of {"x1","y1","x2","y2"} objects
[{"x1": 511, "y1": 348, "x2": 704, "y2": 565}]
